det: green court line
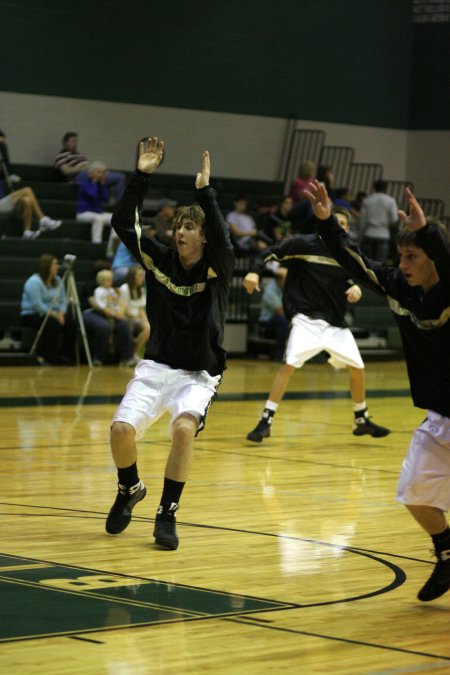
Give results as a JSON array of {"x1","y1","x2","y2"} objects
[
  {"x1": 0, "y1": 553, "x2": 291, "y2": 642},
  {"x1": 0, "y1": 389, "x2": 411, "y2": 408}
]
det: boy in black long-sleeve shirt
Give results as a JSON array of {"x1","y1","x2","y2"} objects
[
  {"x1": 244, "y1": 207, "x2": 390, "y2": 443},
  {"x1": 105, "y1": 138, "x2": 234, "y2": 550},
  {"x1": 306, "y1": 180, "x2": 450, "y2": 602}
]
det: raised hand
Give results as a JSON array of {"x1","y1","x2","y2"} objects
[
  {"x1": 346, "y1": 284, "x2": 362, "y2": 304},
  {"x1": 304, "y1": 180, "x2": 332, "y2": 220},
  {"x1": 195, "y1": 150, "x2": 210, "y2": 189},
  {"x1": 137, "y1": 137, "x2": 164, "y2": 174},
  {"x1": 398, "y1": 187, "x2": 427, "y2": 231}
]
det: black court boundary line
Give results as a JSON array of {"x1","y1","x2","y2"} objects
[
  {"x1": 0, "y1": 515, "x2": 407, "y2": 610},
  {"x1": 194, "y1": 444, "x2": 402, "y2": 474},
  {"x1": 0, "y1": 549, "x2": 402, "y2": 642},
  {"x1": 0, "y1": 501, "x2": 434, "y2": 567},
  {"x1": 1, "y1": 551, "x2": 446, "y2": 662},
  {"x1": 0, "y1": 388, "x2": 411, "y2": 408},
  {"x1": 0, "y1": 438, "x2": 403, "y2": 476},
  {"x1": 226, "y1": 617, "x2": 450, "y2": 662}
]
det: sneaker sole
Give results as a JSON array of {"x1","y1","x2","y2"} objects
[
  {"x1": 105, "y1": 486, "x2": 147, "y2": 535},
  {"x1": 153, "y1": 535, "x2": 179, "y2": 551},
  {"x1": 352, "y1": 428, "x2": 391, "y2": 438},
  {"x1": 246, "y1": 429, "x2": 271, "y2": 443}
]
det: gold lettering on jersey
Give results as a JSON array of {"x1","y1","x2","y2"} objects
[
  {"x1": 134, "y1": 209, "x2": 207, "y2": 297},
  {"x1": 346, "y1": 248, "x2": 386, "y2": 289},
  {"x1": 387, "y1": 297, "x2": 450, "y2": 330},
  {"x1": 343, "y1": 245, "x2": 450, "y2": 330},
  {"x1": 265, "y1": 253, "x2": 340, "y2": 267}
]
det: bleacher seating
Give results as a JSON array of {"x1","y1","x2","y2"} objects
[{"x1": 0, "y1": 149, "x2": 445, "y2": 363}]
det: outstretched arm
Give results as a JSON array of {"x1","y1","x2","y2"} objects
[
  {"x1": 137, "y1": 137, "x2": 164, "y2": 174},
  {"x1": 112, "y1": 136, "x2": 167, "y2": 266},
  {"x1": 195, "y1": 150, "x2": 235, "y2": 281}
]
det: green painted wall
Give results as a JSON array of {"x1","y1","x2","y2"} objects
[
  {"x1": 410, "y1": 20, "x2": 450, "y2": 130},
  {"x1": 2, "y1": 0, "x2": 443, "y2": 130}
]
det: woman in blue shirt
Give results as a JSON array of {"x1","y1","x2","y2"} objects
[{"x1": 20, "y1": 254, "x2": 75, "y2": 364}]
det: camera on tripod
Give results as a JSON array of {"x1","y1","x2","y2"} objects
[{"x1": 63, "y1": 254, "x2": 77, "y2": 271}]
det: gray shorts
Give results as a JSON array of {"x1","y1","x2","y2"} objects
[
  {"x1": 396, "y1": 411, "x2": 450, "y2": 511},
  {"x1": 0, "y1": 195, "x2": 14, "y2": 215},
  {"x1": 112, "y1": 359, "x2": 222, "y2": 439}
]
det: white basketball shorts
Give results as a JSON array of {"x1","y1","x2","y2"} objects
[
  {"x1": 285, "y1": 313, "x2": 364, "y2": 370},
  {"x1": 112, "y1": 359, "x2": 222, "y2": 439},
  {"x1": 397, "y1": 411, "x2": 450, "y2": 511}
]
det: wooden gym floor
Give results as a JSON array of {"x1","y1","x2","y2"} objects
[{"x1": 1, "y1": 358, "x2": 449, "y2": 674}]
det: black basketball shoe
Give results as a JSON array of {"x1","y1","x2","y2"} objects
[
  {"x1": 353, "y1": 417, "x2": 390, "y2": 437},
  {"x1": 418, "y1": 549, "x2": 450, "y2": 602},
  {"x1": 105, "y1": 480, "x2": 146, "y2": 534},
  {"x1": 153, "y1": 503, "x2": 179, "y2": 550},
  {"x1": 247, "y1": 418, "x2": 271, "y2": 443}
]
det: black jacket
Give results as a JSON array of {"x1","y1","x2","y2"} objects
[
  {"x1": 249, "y1": 233, "x2": 355, "y2": 327},
  {"x1": 111, "y1": 171, "x2": 235, "y2": 376},
  {"x1": 318, "y1": 216, "x2": 450, "y2": 417}
]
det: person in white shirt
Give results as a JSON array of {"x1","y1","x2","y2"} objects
[
  {"x1": 90, "y1": 269, "x2": 135, "y2": 366},
  {"x1": 226, "y1": 194, "x2": 267, "y2": 252},
  {"x1": 360, "y1": 179, "x2": 398, "y2": 262},
  {"x1": 119, "y1": 266, "x2": 150, "y2": 361}
]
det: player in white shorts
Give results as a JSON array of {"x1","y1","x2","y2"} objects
[
  {"x1": 307, "y1": 180, "x2": 450, "y2": 601},
  {"x1": 244, "y1": 206, "x2": 390, "y2": 444},
  {"x1": 105, "y1": 138, "x2": 234, "y2": 550}
]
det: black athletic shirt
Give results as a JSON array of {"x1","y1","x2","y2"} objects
[
  {"x1": 111, "y1": 171, "x2": 235, "y2": 376},
  {"x1": 318, "y1": 216, "x2": 450, "y2": 418},
  {"x1": 249, "y1": 234, "x2": 355, "y2": 327}
]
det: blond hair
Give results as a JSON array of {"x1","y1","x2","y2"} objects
[{"x1": 96, "y1": 269, "x2": 113, "y2": 285}]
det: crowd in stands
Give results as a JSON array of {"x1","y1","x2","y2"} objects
[{"x1": 0, "y1": 128, "x2": 408, "y2": 366}]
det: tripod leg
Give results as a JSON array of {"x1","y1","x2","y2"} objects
[
  {"x1": 29, "y1": 271, "x2": 67, "y2": 357},
  {"x1": 67, "y1": 273, "x2": 93, "y2": 368}
]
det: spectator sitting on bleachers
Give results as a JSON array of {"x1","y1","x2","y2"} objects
[
  {"x1": 316, "y1": 165, "x2": 336, "y2": 201},
  {"x1": 148, "y1": 198, "x2": 177, "y2": 246},
  {"x1": 226, "y1": 194, "x2": 269, "y2": 252},
  {"x1": 80, "y1": 259, "x2": 112, "y2": 311},
  {"x1": 20, "y1": 253, "x2": 76, "y2": 364},
  {"x1": 290, "y1": 160, "x2": 315, "y2": 204},
  {"x1": 54, "y1": 131, "x2": 126, "y2": 203},
  {"x1": 119, "y1": 266, "x2": 150, "y2": 361},
  {"x1": 262, "y1": 196, "x2": 293, "y2": 242},
  {"x1": 334, "y1": 188, "x2": 359, "y2": 244},
  {"x1": 84, "y1": 268, "x2": 135, "y2": 367},
  {"x1": 0, "y1": 130, "x2": 61, "y2": 239},
  {"x1": 0, "y1": 182, "x2": 61, "y2": 239},
  {"x1": 75, "y1": 161, "x2": 115, "y2": 246},
  {"x1": 112, "y1": 241, "x2": 138, "y2": 286},
  {"x1": 0, "y1": 129, "x2": 22, "y2": 184}
]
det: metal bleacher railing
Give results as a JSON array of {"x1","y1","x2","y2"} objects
[
  {"x1": 280, "y1": 128, "x2": 325, "y2": 194},
  {"x1": 279, "y1": 125, "x2": 448, "y2": 224},
  {"x1": 317, "y1": 145, "x2": 354, "y2": 188}
]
